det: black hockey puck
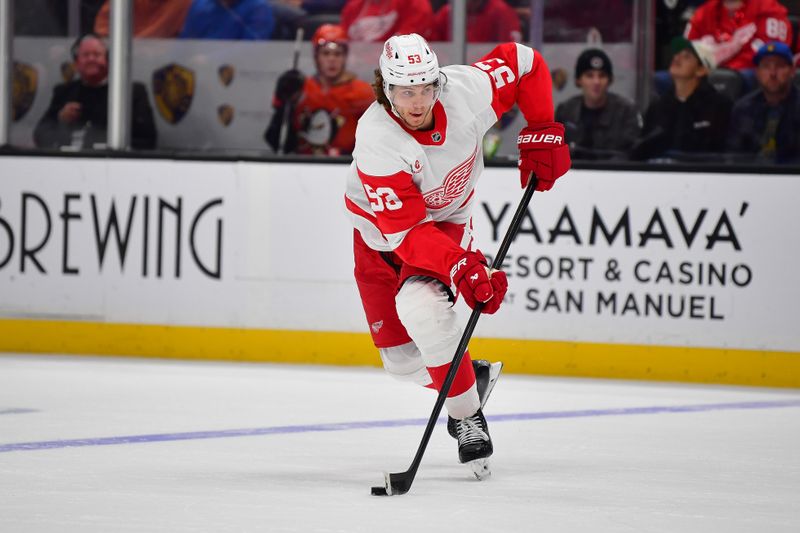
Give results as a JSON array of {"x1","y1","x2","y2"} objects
[{"x1": 371, "y1": 486, "x2": 389, "y2": 496}]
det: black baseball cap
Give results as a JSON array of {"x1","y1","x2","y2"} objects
[{"x1": 575, "y1": 49, "x2": 613, "y2": 81}]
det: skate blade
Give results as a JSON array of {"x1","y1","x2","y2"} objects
[
  {"x1": 480, "y1": 361, "x2": 503, "y2": 409},
  {"x1": 469, "y1": 458, "x2": 491, "y2": 481}
]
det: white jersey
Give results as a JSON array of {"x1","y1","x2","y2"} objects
[{"x1": 344, "y1": 42, "x2": 550, "y2": 276}]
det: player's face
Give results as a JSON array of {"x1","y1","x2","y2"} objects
[
  {"x1": 390, "y1": 83, "x2": 437, "y2": 130},
  {"x1": 756, "y1": 56, "x2": 794, "y2": 97},
  {"x1": 577, "y1": 70, "x2": 610, "y2": 105},
  {"x1": 316, "y1": 44, "x2": 346, "y2": 81}
]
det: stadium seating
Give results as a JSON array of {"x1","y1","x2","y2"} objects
[
  {"x1": 299, "y1": 13, "x2": 342, "y2": 40},
  {"x1": 708, "y1": 68, "x2": 745, "y2": 102}
]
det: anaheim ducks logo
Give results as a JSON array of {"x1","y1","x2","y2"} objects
[
  {"x1": 60, "y1": 61, "x2": 76, "y2": 83},
  {"x1": 218, "y1": 104, "x2": 234, "y2": 126},
  {"x1": 152, "y1": 63, "x2": 195, "y2": 124},
  {"x1": 299, "y1": 109, "x2": 337, "y2": 147},
  {"x1": 218, "y1": 64, "x2": 234, "y2": 87},
  {"x1": 551, "y1": 68, "x2": 567, "y2": 91},
  {"x1": 423, "y1": 144, "x2": 478, "y2": 209},
  {"x1": 12, "y1": 62, "x2": 37, "y2": 121}
]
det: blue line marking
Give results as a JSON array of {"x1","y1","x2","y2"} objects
[
  {"x1": 0, "y1": 408, "x2": 38, "y2": 416},
  {"x1": 1, "y1": 399, "x2": 799, "y2": 454}
]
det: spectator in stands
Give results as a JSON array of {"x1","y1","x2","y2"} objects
[
  {"x1": 536, "y1": 0, "x2": 635, "y2": 43},
  {"x1": 685, "y1": 0, "x2": 793, "y2": 70},
  {"x1": 301, "y1": 0, "x2": 346, "y2": 14},
  {"x1": 14, "y1": 0, "x2": 65, "y2": 36},
  {"x1": 655, "y1": 0, "x2": 707, "y2": 69},
  {"x1": 632, "y1": 36, "x2": 731, "y2": 160},
  {"x1": 94, "y1": 0, "x2": 193, "y2": 37},
  {"x1": 555, "y1": 49, "x2": 641, "y2": 160},
  {"x1": 430, "y1": 0, "x2": 522, "y2": 42},
  {"x1": 727, "y1": 41, "x2": 800, "y2": 162},
  {"x1": 264, "y1": 24, "x2": 374, "y2": 155},
  {"x1": 33, "y1": 34, "x2": 157, "y2": 150},
  {"x1": 267, "y1": 0, "x2": 307, "y2": 40},
  {"x1": 180, "y1": 0, "x2": 275, "y2": 40},
  {"x1": 341, "y1": 0, "x2": 433, "y2": 42}
]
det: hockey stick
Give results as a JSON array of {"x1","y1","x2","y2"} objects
[
  {"x1": 371, "y1": 176, "x2": 538, "y2": 497},
  {"x1": 277, "y1": 27, "x2": 304, "y2": 154}
]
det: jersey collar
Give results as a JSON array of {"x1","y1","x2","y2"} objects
[{"x1": 385, "y1": 101, "x2": 447, "y2": 146}]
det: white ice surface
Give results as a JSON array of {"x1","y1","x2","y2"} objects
[{"x1": 1, "y1": 354, "x2": 799, "y2": 532}]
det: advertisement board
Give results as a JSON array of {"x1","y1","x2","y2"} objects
[{"x1": 1, "y1": 157, "x2": 798, "y2": 385}]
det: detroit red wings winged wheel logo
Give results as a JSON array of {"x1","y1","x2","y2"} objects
[{"x1": 423, "y1": 144, "x2": 478, "y2": 209}]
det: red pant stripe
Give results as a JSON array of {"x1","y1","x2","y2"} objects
[{"x1": 426, "y1": 351, "x2": 475, "y2": 397}]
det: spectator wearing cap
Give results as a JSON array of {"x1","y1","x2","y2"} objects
[
  {"x1": 555, "y1": 48, "x2": 641, "y2": 160},
  {"x1": 264, "y1": 24, "x2": 375, "y2": 155},
  {"x1": 179, "y1": 0, "x2": 275, "y2": 40},
  {"x1": 632, "y1": 36, "x2": 732, "y2": 160},
  {"x1": 727, "y1": 41, "x2": 800, "y2": 163}
]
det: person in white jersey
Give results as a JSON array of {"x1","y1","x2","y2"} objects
[{"x1": 344, "y1": 33, "x2": 571, "y2": 474}]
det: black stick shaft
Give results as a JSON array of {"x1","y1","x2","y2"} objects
[
  {"x1": 398, "y1": 177, "x2": 537, "y2": 487},
  {"x1": 278, "y1": 28, "x2": 304, "y2": 154}
]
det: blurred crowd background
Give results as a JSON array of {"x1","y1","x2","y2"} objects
[{"x1": 5, "y1": 0, "x2": 800, "y2": 166}]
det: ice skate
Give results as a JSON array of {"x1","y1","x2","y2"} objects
[
  {"x1": 474, "y1": 359, "x2": 503, "y2": 408},
  {"x1": 453, "y1": 409, "x2": 493, "y2": 479},
  {"x1": 448, "y1": 359, "x2": 502, "y2": 439}
]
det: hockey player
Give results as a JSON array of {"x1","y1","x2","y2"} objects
[
  {"x1": 264, "y1": 24, "x2": 374, "y2": 155},
  {"x1": 344, "y1": 34, "x2": 570, "y2": 474}
]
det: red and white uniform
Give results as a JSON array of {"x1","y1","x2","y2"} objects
[
  {"x1": 346, "y1": 42, "x2": 553, "y2": 277},
  {"x1": 341, "y1": 0, "x2": 433, "y2": 42},
  {"x1": 686, "y1": 0, "x2": 793, "y2": 70},
  {"x1": 346, "y1": 42, "x2": 554, "y2": 416}
]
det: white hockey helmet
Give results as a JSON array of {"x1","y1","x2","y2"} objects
[{"x1": 379, "y1": 33, "x2": 440, "y2": 92}]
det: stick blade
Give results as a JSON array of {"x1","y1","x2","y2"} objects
[{"x1": 370, "y1": 470, "x2": 413, "y2": 496}]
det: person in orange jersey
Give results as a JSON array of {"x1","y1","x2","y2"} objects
[{"x1": 264, "y1": 24, "x2": 374, "y2": 155}]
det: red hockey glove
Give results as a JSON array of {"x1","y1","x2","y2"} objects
[
  {"x1": 450, "y1": 251, "x2": 508, "y2": 314},
  {"x1": 517, "y1": 122, "x2": 571, "y2": 191}
]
